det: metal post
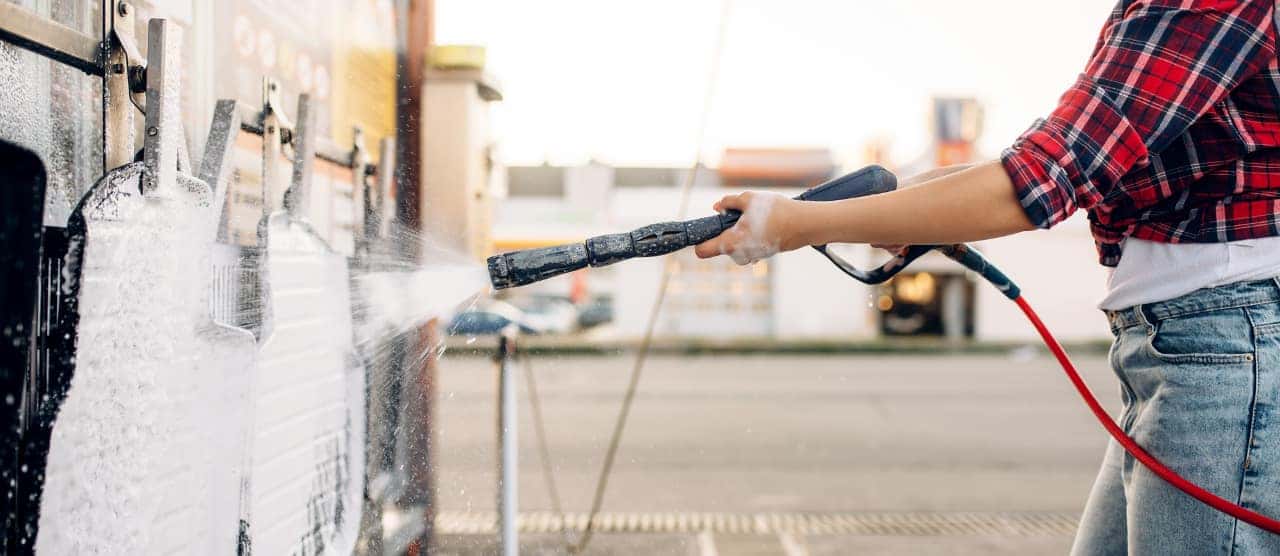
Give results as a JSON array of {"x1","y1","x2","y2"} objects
[
  {"x1": 495, "y1": 328, "x2": 519, "y2": 556},
  {"x1": 942, "y1": 274, "x2": 967, "y2": 344}
]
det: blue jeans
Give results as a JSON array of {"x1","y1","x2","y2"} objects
[{"x1": 1073, "y1": 278, "x2": 1280, "y2": 555}]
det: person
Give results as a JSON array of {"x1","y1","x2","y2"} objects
[{"x1": 694, "y1": 1, "x2": 1280, "y2": 554}]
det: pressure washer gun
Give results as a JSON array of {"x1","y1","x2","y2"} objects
[{"x1": 487, "y1": 165, "x2": 1018, "y2": 298}]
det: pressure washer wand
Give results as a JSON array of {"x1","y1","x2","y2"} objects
[{"x1": 487, "y1": 165, "x2": 898, "y2": 290}]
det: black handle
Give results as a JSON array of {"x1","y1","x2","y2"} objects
[
  {"x1": 814, "y1": 244, "x2": 936, "y2": 285},
  {"x1": 797, "y1": 164, "x2": 897, "y2": 202}
]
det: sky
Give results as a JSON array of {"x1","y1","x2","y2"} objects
[{"x1": 435, "y1": 0, "x2": 1119, "y2": 168}]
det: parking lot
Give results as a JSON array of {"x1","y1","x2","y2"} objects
[{"x1": 432, "y1": 352, "x2": 1115, "y2": 554}]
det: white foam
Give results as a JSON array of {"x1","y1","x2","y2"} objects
[
  {"x1": 37, "y1": 171, "x2": 210, "y2": 554},
  {"x1": 722, "y1": 191, "x2": 782, "y2": 265}
]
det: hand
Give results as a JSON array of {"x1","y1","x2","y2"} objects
[{"x1": 693, "y1": 191, "x2": 807, "y2": 265}]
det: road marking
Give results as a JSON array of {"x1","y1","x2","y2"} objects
[
  {"x1": 434, "y1": 510, "x2": 1079, "y2": 536},
  {"x1": 778, "y1": 532, "x2": 808, "y2": 556},
  {"x1": 697, "y1": 530, "x2": 719, "y2": 556}
]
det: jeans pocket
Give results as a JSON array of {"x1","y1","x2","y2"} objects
[{"x1": 1143, "y1": 308, "x2": 1255, "y2": 365}]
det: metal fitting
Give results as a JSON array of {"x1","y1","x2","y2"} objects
[{"x1": 127, "y1": 65, "x2": 147, "y2": 93}]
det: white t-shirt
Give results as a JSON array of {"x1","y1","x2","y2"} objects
[{"x1": 1099, "y1": 236, "x2": 1280, "y2": 311}]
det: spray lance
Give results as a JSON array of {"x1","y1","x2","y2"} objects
[
  {"x1": 490, "y1": 165, "x2": 943, "y2": 289},
  {"x1": 486, "y1": 165, "x2": 1280, "y2": 534}
]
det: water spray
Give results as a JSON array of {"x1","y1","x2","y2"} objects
[{"x1": 487, "y1": 164, "x2": 1280, "y2": 536}]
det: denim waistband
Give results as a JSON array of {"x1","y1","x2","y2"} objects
[{"x1": 1107, "y1": 277, "x2": 1280, "y2": 334}]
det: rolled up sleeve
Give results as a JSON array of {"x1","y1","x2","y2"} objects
[{"x1": 1001, "y1": 0, "x2": 1275, "y2": 229}]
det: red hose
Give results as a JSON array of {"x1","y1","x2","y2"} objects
[{"x1": 1014, "y1": 295, "x2": 1280, "y2": 534}]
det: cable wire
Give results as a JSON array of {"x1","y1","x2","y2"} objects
[{"x1": 519, "y1": 354, "x2": 573, "y2": 546}]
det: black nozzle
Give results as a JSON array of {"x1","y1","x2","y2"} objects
[
  {"x1": 487, "y1": 211, "x2": 741, "y2": 290},
  {"x1": 488, "y1": 243, "x2": 589, "y2": 290}
]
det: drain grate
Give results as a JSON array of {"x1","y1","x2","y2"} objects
[{"x1": 435, "y1": 511, "x2": 1078, "y2": 537}]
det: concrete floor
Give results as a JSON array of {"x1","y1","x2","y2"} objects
[{"x1": 432, "y1": 352, "x2": 1117, "y2": 554}]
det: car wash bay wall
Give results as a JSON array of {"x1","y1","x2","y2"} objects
[{"x1": 0, "y1": 0, "x2": 427, "y2": 553}]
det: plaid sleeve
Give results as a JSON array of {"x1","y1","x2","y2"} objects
[{"x1": 1002, "y1": 0, "x2": 1276, "y2": 228}]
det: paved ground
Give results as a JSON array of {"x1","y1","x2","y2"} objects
[{"x1": 432, "y1": 352, "x2": 1117, "y2": 555}]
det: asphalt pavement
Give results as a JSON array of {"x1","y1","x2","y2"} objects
[{"x1": 431, "y1": 352, "x2": 1116, "y2": 555}]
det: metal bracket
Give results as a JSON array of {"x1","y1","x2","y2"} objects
[
  {"x1": 349, "y1": 127, "x2": 372, "y2": 253},
  {"x1": 263, "y1": 78, "x2": 295, "y2": 142},
  {"x1": 351, "y1": 127, "x2": 370, "y2": 181},
  {"x1": 0, "y1": 2, "x2": 103, "y2": 76},
  {"x1": 372, "y1": 137, "x2": 396, "y2": 243},
  {"x1": 102, "y1": 0, "x2": 145, "y2": 171},
  {"x1": 259, "y1": 81, "x2": 285, "y2": 239},
  {"x1": 0, "y1": 2, "x2": 145, "y2": 170},
  {"x1": 108, "y1": 1, "x2": 145, "y2": 72},
  {"x1": 198, "y1": 100, "x2": 242, "y2": 236},
  {"x1": 282, "y1": 94, "x2": 316, "y2": 219},
  {"x1": 236, "y1": 104, "x2": 355, "y2": 169},
  {"x1": 140, "y1": 19, "x2": 180, "y2": 196}
]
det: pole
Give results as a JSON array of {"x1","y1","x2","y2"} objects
[{"x1": 495, "y1": 328, "x2": 519, "y2": 555}]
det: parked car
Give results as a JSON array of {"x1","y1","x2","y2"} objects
[
  {"x1": 447, "y1": 300, "x2": 541, "y2": 335},
  {"x1": 577, "y1": 296, "x2": 614, "y2": 329},
  {"x1": 511, "y1": 294, "x2": 578, "y2": 335}
]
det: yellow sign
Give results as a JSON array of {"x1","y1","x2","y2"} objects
[{"x1": 330, "y1": 0, "x2": 397, "y2": 158}]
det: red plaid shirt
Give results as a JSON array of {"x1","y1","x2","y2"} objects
[{"x1": 1001, "y1": 0, "x2": 1280, "y2": 266}]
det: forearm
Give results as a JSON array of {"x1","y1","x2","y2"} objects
[
  {"x1": 796, "y1": 160, "x2": 1034, "y2": 246},
  {"x1": 898, "y1": 163, "x2": 974, "y2": 187}
]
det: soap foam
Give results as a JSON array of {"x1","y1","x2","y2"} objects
[{"x1": 722, "y1": 191, "x2": 782, "y2": 265}]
